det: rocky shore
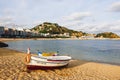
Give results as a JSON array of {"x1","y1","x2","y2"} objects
[
  {"x1": 0, "y1": 48, "x2": 120, "y2": 80},
  {"x1": 0, "y1": 41, "x2": 8, "y2": 47}
]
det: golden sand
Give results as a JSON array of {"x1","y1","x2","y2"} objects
[{"x1": 0, "y1": 48, "x2": 120, "y2": 80}]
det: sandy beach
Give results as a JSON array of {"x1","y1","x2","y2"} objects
[{"x1": 0, "y1": 48, "x2": 120, "y2": 80}]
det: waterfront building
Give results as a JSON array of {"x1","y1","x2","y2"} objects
[
  {"x1": 0, "y1": 26, "x2": 5, "y2": 37},
  {"x1": 63, "y1": 33, "x2": 70, "y2": 37}
]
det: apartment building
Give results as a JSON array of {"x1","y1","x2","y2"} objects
[{"x1": 0, "y1": 26, "x2": 4, "y2": 37}]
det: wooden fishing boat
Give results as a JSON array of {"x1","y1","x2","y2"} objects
[{"x1": 27, "y1": 55, "x2": 71, "y2": 70}]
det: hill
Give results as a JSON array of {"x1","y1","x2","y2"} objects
[
  {"x1": 95, "y1": 32, "x2": 120, "y2": 38},
  {"x1": 31, "y1": 22, "x2": 87, "y2": 37}
]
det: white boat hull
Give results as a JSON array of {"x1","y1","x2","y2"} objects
[{"x1": 27, "y1": 56, "x2": 70, "y2": 70}]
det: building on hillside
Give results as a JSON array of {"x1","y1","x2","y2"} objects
[
  {"x1": 4, "y1": 27, "x2": 10, "y2": 37},
  {"x1": 16, "y1": 28, "x2": 24, "y2": 37},
  {"x1": 63, "y1": 33, "x2": 70, "y2": 37},
  {"x1": 4, "y1": 27, "x2": 15, "y2": 37},
  {"x1": 49, "y1": 33, "x2": 70, "y2": 37},
  {"x1": 12, "y1": 28, "x2": 17, "y2": 36},
  {"x1": 80, "y1": 35, "x2": 95, "y2": 39},
  {"x1": 31, "y1": 31, "x2": 39, "y2": 37},
  {"x1": 25, "y1": 29, "x2": 32, "y2": 37},
  {"x1": 0, "y1": 26, "x2": 5, "y2": 37},
  {"x1": 40, "y1": 33, "x2": 50, "y2": 37},
  {"x1": 0, "y1": 26, "x2": 42, "y2": 38}
]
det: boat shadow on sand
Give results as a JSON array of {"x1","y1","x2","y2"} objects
[{"x1": 64, "y1": 59, "x2": 88, "y2": 68}]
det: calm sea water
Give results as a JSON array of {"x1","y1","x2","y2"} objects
[{"x1": 6, "y1": 40, "x2": 120, "y2": 65}]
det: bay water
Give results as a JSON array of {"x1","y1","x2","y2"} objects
[{"x1": 6, "y1": 39, "x2": 120, "y2": 65}]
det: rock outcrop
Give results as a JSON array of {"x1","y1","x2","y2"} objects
[{"x1": 0, "y1": 41, "x2": 8, "y2": 47}]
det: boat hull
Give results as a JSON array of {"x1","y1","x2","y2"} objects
[
  {"x1": 27, "y1": 63, "x2": 68, "y2": 70},
  {"x1": 26, "y1": 56, "x2": 71, "y2": 70}
]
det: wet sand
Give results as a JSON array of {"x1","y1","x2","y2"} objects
[{"x1": 0, "y1": 48, "x2": 120, "y2": 80}]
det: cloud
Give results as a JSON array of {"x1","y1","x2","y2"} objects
[
  {"x1": 59, "y1": 12, "x2": 92, "y2": 29},
  {"x1": 0, "y1": 16, "x2": 14, "y2": 22},
  {"x1": 85, "y1": 21, "x2": 120, "y2": 34},
  {"x1": 0, "y1": 16, "x2": 15, "y2": 26},
  {"x1": 109, "y1": 2, "x2": 120, "y2": 12},
  {"x1": 63, "y1": 20, "x2": 82, "y2": 26},
  {"x1": 61, "y1": 20, "x2": 120, "y2": 35},
  {"x1": 63, "y1": 12, "x2": 92, "y2": 21},
  {"x1": 2, "y1": 9, "x2": 14, "y2": 15}
]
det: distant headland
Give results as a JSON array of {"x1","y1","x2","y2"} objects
[{"x1": 0, "y1": 22, "x2": 120, "y2": 39}]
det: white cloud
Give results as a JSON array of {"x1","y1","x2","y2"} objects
[
  {"x1": 0, "y1": 15, "x2": 16, "y2": 27},
  {"x1": 2, "y1": 8, "x2": 14, "y2": 15},
  {"x1": 63, "y1": 20, "x2": 82, "y2": 26},
  {"x1": 88, "y1": 21, "x2": 120, "y2": 34},
  {"x1": 58, "y1": 12, "x2": 92, "y2": 30},
  {"x1": 63, "y1": 12, "x2": 92, "y2": 21},
  {"x1": 60, "y1": 20, "x2": 120, "y2": 35},
  {"x1": 109, "y1": 2, "x2": 120, "y2": 12},
  {"x1": 0, "y1": 16, "x2": 14, "y2": 24}
]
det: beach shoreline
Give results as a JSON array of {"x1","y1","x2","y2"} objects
[
  {"x1": 1, "y1": 37, "x2": 120, "y2": 42},
  {"x1": 0, "y1": 48, "x2": 120, "y2": 80}
]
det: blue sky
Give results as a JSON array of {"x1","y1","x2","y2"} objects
[{"x1": 0, "y1": 0, "x2": 120, "y2": 34}]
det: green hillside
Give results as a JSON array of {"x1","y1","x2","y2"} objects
[
  {"x1": 95, "y1": 32, "x2": 120, "y2": 38},
  {"x1": 31, "y1": 22, "x2": 87, "y2": 36}
]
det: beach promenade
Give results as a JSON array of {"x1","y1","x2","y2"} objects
[{"x1": 0, "y1": 48, "x2": 120, "y2": 80}]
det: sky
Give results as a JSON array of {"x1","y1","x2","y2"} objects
[{"x1": 0, "y1": 0, "x2": 120, "y2": 34}]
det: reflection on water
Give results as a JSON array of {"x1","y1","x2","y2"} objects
[{"x1": 6, "y1": 40, "x2": 120, "y2": 64}]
